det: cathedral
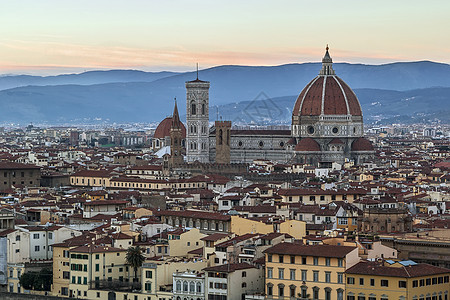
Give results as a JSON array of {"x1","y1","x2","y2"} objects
[{"x1": 154, "y1": 47, "x2": 374, "y2": 167}]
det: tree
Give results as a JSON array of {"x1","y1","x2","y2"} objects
[
  {"x1": 126, "y1": 246, "x2": 145, "y2": 282},
  {"x1": 19, "y1": 268, "x2": 52, "y2": 291}
]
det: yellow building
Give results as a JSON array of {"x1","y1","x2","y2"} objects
[
  {"x1": 230, "y1": 216, "x2": 306, "y2": 240},
  {"x1": 67, "y1": 244, "x2": 129, "y2": 299},
  {"x1": 52, "y1": 234, "x2": 97, "y2": 297},
  {"x1": 345, "y1": 260, "x2": 450, "y2": 300},
  {"x1": 264, "y1": 243, "x2": 359, "y2": 300},
  {"x1": 70, "y1": 169, "x2": 112, "y2": 188},
  {"x1": 168, "y1": 228, "x2": 206, "y2": 257},
  {"x1": 278, "y1": 189, "x2": 365, "y2": 204}
]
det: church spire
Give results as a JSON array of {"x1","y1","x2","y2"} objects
[
  {"x1": 172, "y1": 98, "x2": 181, "y2": 129},
  {"x1": 319, "y1": 44, "x2": 335, "y2": 76}
]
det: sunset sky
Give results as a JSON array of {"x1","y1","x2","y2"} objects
[{"x1": 0, "y1": 0, "x2": 449, "y2": 75}]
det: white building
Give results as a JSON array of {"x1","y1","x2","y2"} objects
[{"x1": 173, "y1": 270, "x2": 205, "y2": 300}]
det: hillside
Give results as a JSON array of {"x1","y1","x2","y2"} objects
[{"x1": 0, "y1": 61, "x2": 449, "y2": 124}]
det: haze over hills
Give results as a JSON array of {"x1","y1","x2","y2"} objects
[{"x1": 0, "y1": 61, "x2": 449, "y2": 125}]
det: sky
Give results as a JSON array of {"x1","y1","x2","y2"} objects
[{"x1": 0, "y1": 0, "x2": 449, "y2": 75}]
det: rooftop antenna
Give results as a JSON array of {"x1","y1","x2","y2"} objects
[{"x1": 196, "y1": 63, "x2": 199, "y2": 80}]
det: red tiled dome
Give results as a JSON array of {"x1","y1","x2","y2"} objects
[
  {"x1": 351, "y1": 137, "x2": 374, "y2": 151},
  {"x1": 292, "y1": 76, "x2": 362, "y2": 117},
  {"x1": 295, "y1": 138, "x2": 321, "y2": 152},
  {"x1": 154, "y1": 117, "x2": 186, "y2": 139},
  {"x1": 292, "y1": 48, "x2": 362, "y2": 118}
]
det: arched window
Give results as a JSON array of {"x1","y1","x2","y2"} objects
[
  {"x1": 202, "y1": 103, "x2": 206, "y2": 115},
  {"x1": 176, "y1": 281, "x2": 181, "y2": 292},
  {"x1": 183, "y1": 281, "x2": 188, "y2": 292},
  {"x1": 196, "y1": 282, "x2": 202, "y2": 293},
  {"x1": 242, "y1": 282, "x2": 247, "y2": 288},
  {"x1": 219, "y1": 129, "x2": 223, "y2": 145},
  {"x1": 191, "y1": 102, "x2": 196, "y2": 115},
  {"x1": 189, "y1": 282, "x2": 195, "y2": 293}
]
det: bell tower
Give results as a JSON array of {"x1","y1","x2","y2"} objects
[
  {"x1": 169, "y1": 99, "x2": 183, "y2": 167},
  {"x1": 186, "y1": 67, "x2": 210, "y2": 163}
]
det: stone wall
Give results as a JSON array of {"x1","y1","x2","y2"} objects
[{"x1": 0, "y1": 292, "x2": 71, "y2": 300}]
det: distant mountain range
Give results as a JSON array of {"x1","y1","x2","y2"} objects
[{"x1": 0, "y1": 61, "x2": 449, "y2": 125}]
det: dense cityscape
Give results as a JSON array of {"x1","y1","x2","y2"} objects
[{"x1": 0, "y1": 48, "x2": 448, "y2": 300}]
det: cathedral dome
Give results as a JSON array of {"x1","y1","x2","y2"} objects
[
  {"x1": 154, "y1": 117, "x2": 186, "y2": 139},
  {"x1": 292, "y1": 47, "x2": 362, "y2": 117},
  {"x1": 295, "y1": 138, "x2": 321, "y2": 152},
  {"x1": 351, "y1": 137, "x2": 374, "y2": 151}
]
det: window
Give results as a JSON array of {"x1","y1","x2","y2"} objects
[
  {"x1": 325, "y1": 289, "x2": 331, "y2": 300},
  {"x1": 146, "y1": 271, "x2": 152, "y2": 278},
  {"x1": 413, "y1": 280, "x2": 418, "y2": 287},
  {"x1": 267, "y1": 285, "x2": 273, "y2": 296},
  {"x1": 95, "y1": 264, "x2": 99, "y2": 272},
  {"x1": 63, "y1": 271, "x2": 70, "y2": 279},
  {"x1": 347, "y1": 277, "x2": 355, "y2": 284},
  {"x1": 267, "y1": 254, "x2": 272, "y2": 262},
  {"x1": 325, "y1": 272, "x2": 331, "y2": 283},
  {"x1": 290, "y1": 256, "x2": 295, "y2": 264},
  {"x1": 278, "y1": 285, "x2": 284, "y2": 297},
  {"x1": 338, "y1": 273, "x2": 343, "y2": 284},
  {"x1": 325, "y1": 258, "x2": 330, "y2": 266},
  {"x1": 370, "y1": 278, "x2": 375, "y2": 286},
  {"x1": 313, "y1": 257, "x2": 318, "y2": 265},
  {"x1": 290, "y1": 269, "x2": 296, "y2": 280},
  {"x1": 399, "y1": 281, "x2": 407, "y2": 288},
  {"x1": 338, "y1": 259, "x2": 343, "y2": 267},
  {"x1": 301, "y1": 270, "x2": 307, "y2": 281},
  {"x1": 302, "y1": 257, "x2": 307, "y2": 264},
  {"x1": 35, "y1": 245, "x2": 40, "y2": 251},
  {"x1": 290, "y1": 286, "x2": 296, "y2": 298},
  {"x1": 278, "y1": 268, "x2": 284, "y2": 279},
  {"x1": 337, "y1": 289, "x2": 344, "y2": 300},
  {"x1": 279, "y1": 255, "x2": 284, "y2": 263},
  {"x1": 145, "y1": 282, "x2": 152, "y2": 292},
  {"x1": 313, "y1": 271, "x2": 319, "y2": 282},
  {"x1": 267, "y1": 268, "x2": 273, "y2": 279},
  {"x1": 96, "y1": 254, "x2": 99, "y2": 259},
  {"x1": 313, "y1": 287, "x2": 319, "y2": 299},
  {"x1": 381, "y1": 279, "x2": 389, "y2": 287},
  {"x1": 360, "y1": 278, "x2": 364, "y2": 285},
  {"x1": 33, "y1": 233, "x2": 39, "y2": 239},
  {"x1": 48, "y1": 232, "x2": 53, "y2": 239},
  {"x1": 242, "y1": 271, "x2": 247, "y2": 278},
  {"x1": 338, "y1": 218, "x2": 348, "y2": 225}
]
